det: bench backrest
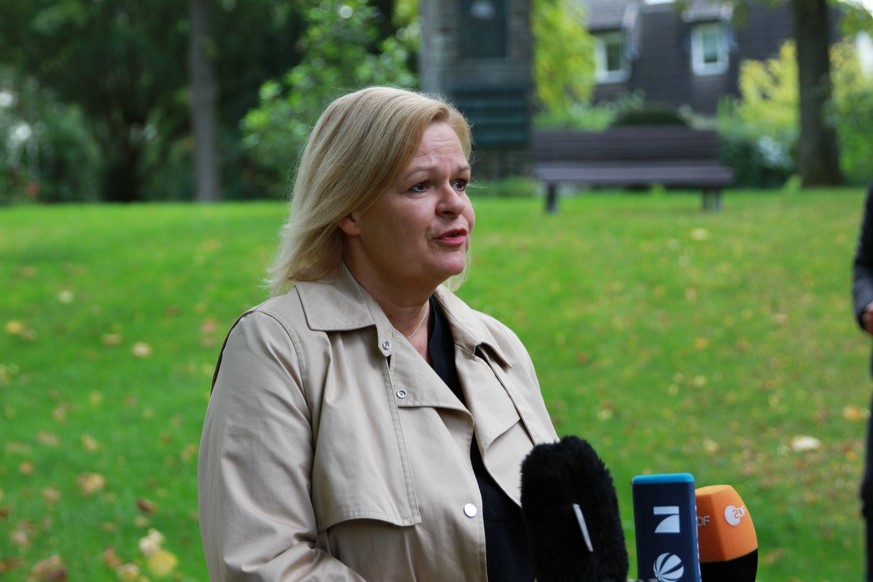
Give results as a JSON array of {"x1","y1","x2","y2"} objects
[{"x1": 534, "y1": 127, "x2": 721, "y2": 163}]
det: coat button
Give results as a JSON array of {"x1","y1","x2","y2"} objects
[
  {"x1": 464, "y1": 503, "x2": 477, "y2": 518},
  {"x1": 381, "y1": 339, "x2": 391, "y2": 350},
  {"x1": 396, "y1": 389, "x2": 407, "y2": 399}
]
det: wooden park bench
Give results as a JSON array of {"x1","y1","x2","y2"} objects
[{"x1": 533, "y1": 126, "x2": 735, "y2": 212}]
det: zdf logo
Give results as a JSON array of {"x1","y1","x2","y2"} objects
[
  {"x1": 724, "y1": 504, "x2": 747, "y2": 526},
  {"x1": 697, "y1": 505, "x2": 747, "y2": 527}
]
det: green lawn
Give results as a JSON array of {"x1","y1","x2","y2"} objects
[{"x1": 0, "y1": 188, "x2": 868, "y2": 580}]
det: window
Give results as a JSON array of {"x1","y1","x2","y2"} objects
[
  {"x1": 594, "y1": 32, "x2": 629, "y2": 83},
  {"x1": 691, "y1": 23, "x2": 728, "y2": 75}
]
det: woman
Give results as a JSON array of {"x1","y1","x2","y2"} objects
[{"x1": 198, "y1": 87, "x2": 558, "y2": 581}]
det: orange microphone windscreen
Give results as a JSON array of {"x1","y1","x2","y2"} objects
[{"x1": 696, "y1": 484, "x2": 757, "y2": 560}]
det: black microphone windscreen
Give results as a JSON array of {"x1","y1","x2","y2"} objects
[{"x1": 521, "y1": 436, "x2": 628, "y2": 582}]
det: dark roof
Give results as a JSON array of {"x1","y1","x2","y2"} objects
[
  {"x1": 681, "y1": 0, "x2": 733, "y2": 23},
  {"x1": 580, "y1": 0, "x2": 732, "y2": 31},
  {"x1": 581, "y1": 0, "x2": 638, "y2": 31}
]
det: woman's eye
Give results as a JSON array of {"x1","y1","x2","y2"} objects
[
  {"x1": 408, "y1": 182, "x2": 428, "y2": 194},
  {"x1": 452, "y1": 179, "x2": 468, "y2": 191}
]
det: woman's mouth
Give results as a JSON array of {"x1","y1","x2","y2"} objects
[{"x1": 436, "y1": 228, "x2": 468, "y2": 246}]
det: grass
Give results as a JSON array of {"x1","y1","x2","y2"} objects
[{"x1": 0, "y1": 188, "x2": 868, "y2": 580}]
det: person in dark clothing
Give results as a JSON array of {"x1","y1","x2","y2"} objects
[{"x1": 852, "y1": 180, "x2": 873, "y2": 581}]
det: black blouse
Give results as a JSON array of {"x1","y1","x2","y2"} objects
[{"x1": 427, "y1": 297, "x2": 535, "y2": 582}]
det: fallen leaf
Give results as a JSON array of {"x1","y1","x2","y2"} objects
[
  {"x1": 690, "y1": 228, "x2": 710, "y2": 240},
  {"x1": 27, "y1": 554, "x2": 67, "y2": 581},
  {"x1": 180, "y1": 444, "x2": 198, "y2": 462},
  {"x1": 790, "y1": 435, "x2": 822, "y2": 452},
  {"x1": 137, "y1": 498, "x2": 157, "y2": 515},
  {"x1": 4, "y1": 320, "x2": 25, "y2": 335},
  {"x1": 138, "y1": 528, "x2": 165, "y2": 557},
  {"x1": 42, "y1": 488, "x2": 61, "y2": 504},
  {"x1": 131, "y1": 342, "x2": 152, "y2": 358},
  {"x1": 101, "y1": 333, "x2": 123, "y2": 347},
  {"x1": 76, "y1": 473, "x2": 106, "y2": 496},
  {"x1": 51, "y1": 406, "x2": 67, "y2": 423},
  {"x1": 147, "y1": 549, "x2": 178, "y2": 578},
  {"x1": 10, "y1": 524, "x2": 31, "y2": 548},
  {"x1": 133, "y1": 515, "x2": 150, "y2": 528},
  {"x1": 37, "y1": 433, "x2": 59, "y2": 447},
  {"x1": 843, "y1": 404, "x2": 867, "y2": 422},
  {"x1": 703, "y1": 439, "x2": 721, "y2": 454},
  {"x1": 0, "y1": 558, "x2": 22, "y2": 573},
  {"x1": 101, "y1": 547, "x2": 123, "y2": 569},
  {"x1": 115, "y1": 563, "x2": 140, "y2": 581},
  {"x1": 81, "y1": 434, "x2": 100, "y2": 452}
]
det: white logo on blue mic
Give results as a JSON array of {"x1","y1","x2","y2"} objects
[
  {"x1": 653, "y1": 505, "x2": 681, "y2": 534},
  {"x1": 653, "y1": 552, "x2": 685, "y2": 582}
]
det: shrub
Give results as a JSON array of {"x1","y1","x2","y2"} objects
[
  {"x1": 469, "y1": 176, "x2": 539, "y2": 199},
  {"x1": 716, "y1": 38, "x2": 873, "y2": 188},
  {"x1": 610, "y1": 103, "x2": 689, "y2": 127},
  {"x1": 716, "y1": 96, "x2": 796, "y2": 188},
  {"x1": 0, "y1": 71, "x2": 100, "y2": 204},
  {"x1": 241, "y1": 0, "x2": 416, "y2": 199},
  {"x1": 830, "y1": 38, "x2": 873, "y2": 186}
]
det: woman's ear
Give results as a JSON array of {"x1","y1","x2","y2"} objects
[{"x1": 337, "y1": 213, "x2": 360, "y2": 236}]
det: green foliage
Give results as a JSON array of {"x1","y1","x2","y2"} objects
[
  {"x1": 718, "y1": 37, "x2": 873, "y2": 188},
  {"x1": 468, "y1": 176, "x2": 540, "y2": 199},
  {"x1": 830, "y1": 38, "x2": 873, "y2": 186},
  {"x1": 0, "y1": 0, "x2": 309, "y2": 202},
  {"x1": 535, "y1": 92, "x2": 646, "y2": 130},
  {"x1": 533, "y1": 0, "x2": 596, "y2": 116},
  {"x1": 735, "y1": 41, "x2": 799, "y2": 149},
  {"x1": 0, "y1": 0, "x2": 191, "y2": 202},
  {"x1": 0, "y1": 69, "x2": 100, "y2": 204},
  {"x1": 0, "y1": 191, "x2": 867, "y2": 579},
  {"x1": 716, "y1": 41, "x2": 799, "y2": 188},
  {"x1": 610, "y1": 103, "x2": 690, "y2": 127},
  {"x1": 242, "y1": 0, "x2": 417, "y2": 199}
]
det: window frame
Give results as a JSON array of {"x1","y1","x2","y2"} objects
[
  {"x1": 594, "y1": 31, "x2": 630, "y2": 84},
  {"x1": 690, "y1": 22, "x2": 729, "y2": 76}
]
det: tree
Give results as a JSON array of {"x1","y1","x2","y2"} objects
[
  {"x1": 242, "y1": 0, "x2": 417, "y2": 198},
  {"x1": 0, "y1": 1, "x2": 193, "y2": 201},
  {"x1": 722, "y1": 0, "x2": 843, "y2": 186},
  {"x1": 791, "y1": 0, "x2": 842, "y2": 185},
  {"x1": 532, "y1": 0, "x2": 596, "y2": 116},
  {"x1": 189, "y1": 0, "x2": 220, "y2": 202},
  {"x1": 0, "y1": 0, "x2": 307, "y2": 202}
]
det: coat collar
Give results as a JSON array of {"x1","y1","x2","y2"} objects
[{"x1": 294, "y1": 265, "x2": 511, "y2": 368}]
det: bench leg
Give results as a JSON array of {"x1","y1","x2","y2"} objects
[
  {"x1": 702, "y1": 189, "x2": 722, "y2": 212},
  {"x1": 545, "y1": 183, "x2": 559, "y2": 213}
]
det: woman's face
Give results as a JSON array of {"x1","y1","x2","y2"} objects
[{"x1": 339, "y1": 121, "x2": 475, "y2": 297}]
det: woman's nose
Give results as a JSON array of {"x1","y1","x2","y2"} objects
[{"x1": 437, "y1": 183, "x2": 467, "y2": 215}]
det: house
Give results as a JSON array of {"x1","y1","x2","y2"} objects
[{"x1": 580, "y1": 0, "x2": 801, "y2": 115}]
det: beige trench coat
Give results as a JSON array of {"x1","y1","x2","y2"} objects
[{"x1": 198, "y1": 267, "x2": 558, "y2": 581}]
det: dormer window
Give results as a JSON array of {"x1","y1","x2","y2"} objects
[
  {"x1": 691, "y1": 23, "x2": 729, "y2": 75},
  {"x1": 594, "y1": 31, "x2": 630, "y2": 83}
]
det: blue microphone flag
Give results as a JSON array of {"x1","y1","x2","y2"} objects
[{"x1": 632, "y1": 473, "x2": 701, "y2": 582}]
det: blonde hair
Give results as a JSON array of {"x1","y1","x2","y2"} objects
[{"x1": 268, "y1": 86, "x2": 472, "y2": 296}]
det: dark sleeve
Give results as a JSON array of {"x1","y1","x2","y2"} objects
[{"x1": 853, "y1": 180, "x2": 873, "y2": 328}]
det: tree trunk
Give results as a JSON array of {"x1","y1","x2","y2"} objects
[
  {"x1": 102, "y1": 135, "x2": 143, "y2": 203},
  {"x1": 189, "y1": 0, "x2": 221, "y2": 202},
  {"x1": 791, "y1": 0, "x2": 842, "y2": 186}
]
